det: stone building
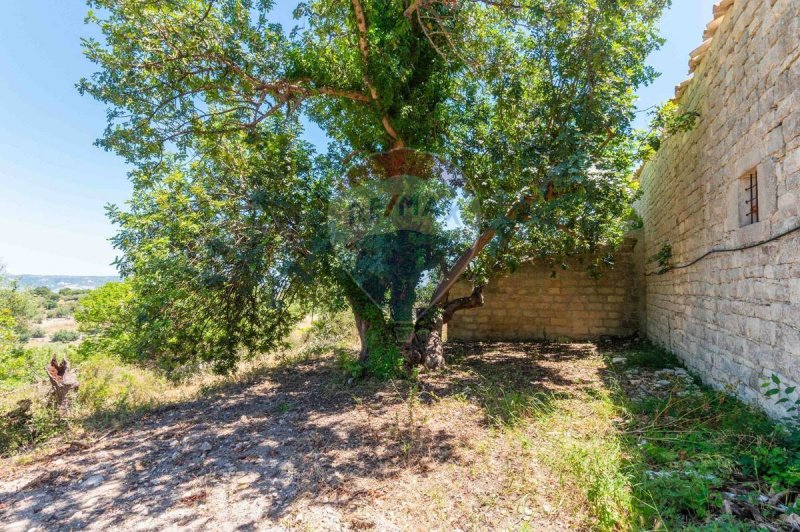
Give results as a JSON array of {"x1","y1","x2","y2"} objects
[{"x1": 448, "y1": 0, "x2": 800, "y2": 417}]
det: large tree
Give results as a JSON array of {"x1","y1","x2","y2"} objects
[{"x1": 82, "y1": 0, "x2": 668, "y2": 375}]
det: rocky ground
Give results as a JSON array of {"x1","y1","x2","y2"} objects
[
  {"x1": 1, "y1": 341, "x2": 794, "y2": 531},
  {"x1": 0, "y1": 343, "x2": 603, "y2": 531}
]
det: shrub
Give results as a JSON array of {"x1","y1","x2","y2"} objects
[
  {"x1": 51, "y1": 330, "x2": 80, "y2": 343},
  {"x1": 297, "y1": 311, "x2": 356, "y2": 357},
  {"x1": 0, "y1": 288, "x2": 40, "y2": 339},
  {"x1": 74, "y1": 281, "x2": 135, "y2": 361},
  {"x1": 0, "y1": 398, "x2": 64, "y2": 456},
  {"x1": 77, "y1": 357, "x2": 168, "y2": 417},
  {"x1": 0, "y1": 308, "x2": 16, "y2": 354}
]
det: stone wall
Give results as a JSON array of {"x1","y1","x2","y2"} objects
[
  {"x1": 447, "y1": 239, "x2": 640, "y2": 341},
  {"x1": 635, "y1": 0, "x2": 800, "y2": 417}
]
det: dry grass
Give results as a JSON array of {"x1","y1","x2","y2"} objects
[{"x1": 3, "y1": 337, "x2": 796, "y2": 531}]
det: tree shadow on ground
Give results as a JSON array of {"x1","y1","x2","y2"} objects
[{"x1": 0, "y1": 341, "x2": 598, "y2": 530}]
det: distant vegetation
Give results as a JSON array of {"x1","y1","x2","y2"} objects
[
  {"x1": 0, "y1": 260, "x2": 353, "y2": 455},
  {"x1": 11, "y1": 275, "x2": 119, "y2": 291}
]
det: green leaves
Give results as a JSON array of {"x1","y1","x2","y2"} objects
[
  {"x1": 83, "y1": 0, "x2": 672, "y2": 371},
  {"x1": 761, "y1": 373, "x2": 800, "y2": 430},
  {"x1": 97, "y1": 123, "x2": 333, "y2": 373}
]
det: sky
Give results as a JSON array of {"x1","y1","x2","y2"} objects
[{"x1": 0, "y1": 0, "x2": 715, "y2": 276}]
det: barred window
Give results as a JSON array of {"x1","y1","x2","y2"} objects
[{"x1": 739, "y1": 169, "x2": 759, "y2": 226}]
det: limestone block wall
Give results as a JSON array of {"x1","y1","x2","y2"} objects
[
  {"x1": 636, "y1": 0, "x2": 800, "y2": 417},
  {"x1": 447, "y1": 239, "x2": 640, "y2": 341}
]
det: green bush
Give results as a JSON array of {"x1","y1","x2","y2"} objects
[
  {"x1": 0, "y1": 308, "x2": 16, "y2": 354},
  {"x1": 1, "y1": 349, "x2": 173, "y2": 455},
  {"x1": 0, "y1": 399, "x2": 64, "y2": 456},
  {"x1": 74, "y1": 281, "x2": 136, "y2": 361},
  {"x1": 0, "y1": 288, "x2": 40, "y2": 340},
  {"x1": 77, "y1": 357, "x2": 168, "y2": 416},
  {"x1": 51, "y1": 330, "x2": 80, "y2": 343},
  {"x1": 0, "y1": 346, "x2": 69, "y2": 388},
  {"x1": 297, "y1": 311, "x2": 355, "y2": 357}
]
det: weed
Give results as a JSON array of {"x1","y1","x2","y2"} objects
[
  {"x1": 609, "y1": 344, "x2": 800, "y2": 528},
  {"x1": 0, "y1": 397, "x2": 64, "y2": 455},
  {"x1": 482, "y1": 385, "x2": 553, "y2": 428},
  {"x1": 275, "y1": 401, "x2": 294, "y2": 414},
  {"x1": 532, "y1": 387, "x2": 632, "y2": 531}
]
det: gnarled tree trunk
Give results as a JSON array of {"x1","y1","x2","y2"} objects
[{"x1": 406, "y1": 285, "x2": 485, "y2": 370}]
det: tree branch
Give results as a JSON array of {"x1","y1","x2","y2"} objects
[
  {"x1": 441, "y1": 285, "x2": 484, "y2": 323},
  {"x1": 350, "y1": 0, "x2": 404, "y2": 147}
]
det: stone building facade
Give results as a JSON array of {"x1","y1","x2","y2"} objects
[
  {"x1": 448, "y1": 0, "x2": 800, "y2": 417},
  {"x1": 637, "y1": 0, "x2": 800, "y2": 417}
]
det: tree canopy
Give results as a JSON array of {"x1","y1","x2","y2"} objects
[{"x1": 82, "y1": 0, "x2": 670, "y2": 375}]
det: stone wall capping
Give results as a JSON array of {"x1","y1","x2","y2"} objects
[
  {"x1": 680, "y1": 1, "x2": 735, "y2": 89},
  {"x1": 704, "y1": 15, "x2": 726, "y2": 40},
  {"x1": 674, "y1": 75, "x2": 694, "y2": 100},
  {"x1": 689, "y1": 38, "x2": 714, "y2": 70},
  {"x1": 712, "y1": 0, "x2": 734, "y2": 18}
]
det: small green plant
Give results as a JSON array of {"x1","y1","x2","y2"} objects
[
  {"x1": 275, "y1": 401, "x2": 294, "y2": 414},
  {"x1": 336, "y1": 349, "x2": 364, "y2": 379},
  {"x1": 29, "y1": 327, "x2": 45, "y2": 339},
  {"x1": 51, "y1": 330, "x2": 80, "y2": 343},
  {"x1": 649, "y1": 243, "x2": 673, "y2": 274},
  {"x1": 761, "y1": 373, "x2": 800, "y2": 431}
]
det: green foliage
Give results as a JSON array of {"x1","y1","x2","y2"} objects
[
  {"x1": 0, "y1": 350, "x2": 175, "y2": 455},
  {"x1": 74, "y1": 281, "x2": 137, "y2": 362},
  {"x1": 483, "y1": 385, "x2": 552, "y2": 428},
  {"x1": 363, "y1": 325, "x2": 404, "y2": 380},
  {"x1": 637, "y1": 100, "x2": 701, "y2": 160},
  {"x1": 761, "y1": 372, "x2": 800, "y2": 432},
  {"x1": 297, "y1": 311, "x2": 356, "y2": 358},
  {"x1": 51, "y1": 330, "x2": 81, "y2": 343},
  {"x1": 81, "y1": 0, "x2": 671, "y2": 373},
  {"x1": 77, "y1": 356, "x2": 167, "y2": 416},
  {"x1": 0, "y1": 308, "x2": 17, "y2": 355},
  {"x1": 561, "y1": 435, "x2": 632, "y2": 530},
  {"x1": 0, "y1": 400, "x2": 64, "y2": 456},
  {"x1": 616, "y1": 347, "x2": 800, "y2": 528},
  {"x1": 0, "y1": 287, "x2": 40, "y2": 340},
  {"x1": 335, "y1": 350, "x2": 364, "y2": 380},
  {"x1": 649, "y1": 242, "x2": 673, "y2": 274},
  {"x1": 0, "y1": 346, "x2": 63, "y2": 388}
]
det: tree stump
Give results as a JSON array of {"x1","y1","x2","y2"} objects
[{"x1": 46, "y1": 356, "x2": 79, "y2": 411}]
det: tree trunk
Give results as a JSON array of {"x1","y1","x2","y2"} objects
[
  {"x1": 46, "y1": 356, "x2": 79, "y2": 412},
  {"x1": 350, "y1": 285, "x2": 484, "y2": 373},
  {"x1": 353, "y1": 309, "x2": 380, "y2": 364},
  {"x1": 409, "y1": 313, "x2": 445, "y2": 369},
  {"x1": 407, "y1": 285, "x2": 485, "y2": 370}
]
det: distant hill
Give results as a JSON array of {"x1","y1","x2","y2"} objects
[{"x1": 10, "y1": 275, "x2": 120, "y2": 291}]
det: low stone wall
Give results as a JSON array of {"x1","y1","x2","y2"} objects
[
  {"x1": 446, "y1": 0, "x2": 800, "y2": 420},
  {"x1": 447, "y1": 239, "x2": 640, "y2": 341}
]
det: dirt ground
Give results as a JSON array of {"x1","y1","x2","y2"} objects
[
  {"x1": 0, "y1": 343, "x2": 614, "y2": 531},
  {"x1": 25, "y1": 318, "x2": 79, "y2": 346}
]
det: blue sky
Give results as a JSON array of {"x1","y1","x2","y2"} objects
[{"x1": 0, "y1": 0, "x2": 715, "y2": 276}]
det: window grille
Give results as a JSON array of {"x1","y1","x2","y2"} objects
[{"x1": 745, "y1": 170, "x2": 759, "y2": 225}]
